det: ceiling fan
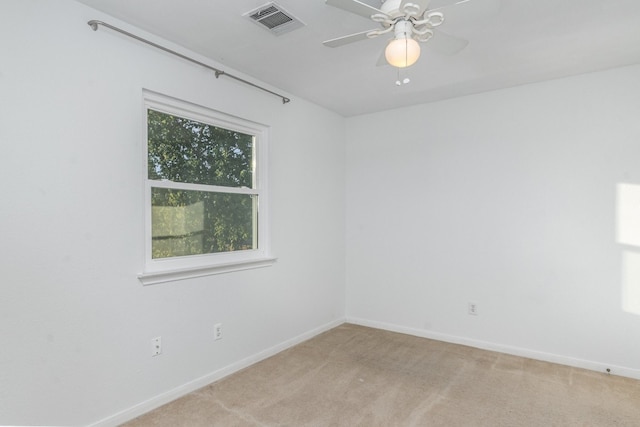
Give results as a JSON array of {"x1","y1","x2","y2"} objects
[{"x1": 323, "y1": 0, "x2": 480, "y2": 68}]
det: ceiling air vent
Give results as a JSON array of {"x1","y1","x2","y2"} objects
[{"x1": 244, "y1": 2, "x2": 305, "y2": 36}]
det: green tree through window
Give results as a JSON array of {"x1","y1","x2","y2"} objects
[{"x1": 147, "y1": 109, "x2": 257, "y2": 259}]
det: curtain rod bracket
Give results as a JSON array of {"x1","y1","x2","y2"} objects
[{"x1": 87, "y1": 20, "x2": 290, "y2": 105}]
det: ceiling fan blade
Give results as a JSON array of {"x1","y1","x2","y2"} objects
[
  {"x1": 429, "y1": 30, "x2": 469, "y2": 55},
  {"x1": 375, "y1": 49, "x2": 388, "y2": 66},
  {"x1": 439, "y1": 0, "x2": 501, "y2": 24},
  {"x1": 428, "y1": 0, "x2": 468, "y2": 10},
  {"x1": 400, "y1": 0, "x2": 433, "y2": 14},
  {"x1": 323, "y1": 29, "x2": 376, "y2": 48},
  {"x1": 325, "y1": 0, "x2": 386, "y2": 20}
]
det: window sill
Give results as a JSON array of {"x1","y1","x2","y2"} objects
[{"x1": 138, "y1": 257, "x2": 277, "y2": 285}]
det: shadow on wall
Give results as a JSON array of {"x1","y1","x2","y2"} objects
[{"x1": 617, "y1": 183, "x2": 640, "y2": 315}]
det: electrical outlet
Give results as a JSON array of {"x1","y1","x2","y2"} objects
[
  {"x1": 151, "y1": 336, "x2": 162, "y2": 356},
  {"x1": 214, "y1": 323, "x2": 223, "y2": 341},
  {"x1": 468, "y1": 302, "x2": 479, "y2": 316}
]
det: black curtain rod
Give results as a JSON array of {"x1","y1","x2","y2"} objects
[{"x1": 87, "y1": 20, "x2": 291, "y2": 105}]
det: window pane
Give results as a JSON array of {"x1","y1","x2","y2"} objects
[
  {"x1": 151, "y1": 188, "x2": 256, "y2": 259},
  {"x1": 147, "y1": 109, "x2": 254, "y2": 188}
]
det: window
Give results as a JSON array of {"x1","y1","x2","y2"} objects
[{"x1": 139, "y1": 91, "x2": 274, "y2": 284}]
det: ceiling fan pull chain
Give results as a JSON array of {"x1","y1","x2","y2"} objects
[{"x1": 395, "y1": 67, "x2": 411, "y2": 86}]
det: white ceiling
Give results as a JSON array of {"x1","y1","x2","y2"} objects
[{"x1": 74, "y1": 0, "x2": 640, "y2": 117}]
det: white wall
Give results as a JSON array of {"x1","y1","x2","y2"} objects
[
  {"x1": 3, "y1": 1, "x2": 639, "y2": 425},
  {"x1": 346, "y1": 64, "x2": 640, "y2": 378},
  {"x1": 0, "y1": 1, "x2": 345, "y2": 425}
]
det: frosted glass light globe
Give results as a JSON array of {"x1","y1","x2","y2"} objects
[{"x1": 385, "y1": 37, "x2": 421, "y2": 68}]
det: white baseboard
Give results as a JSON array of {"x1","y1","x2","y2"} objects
[
  {"x1": 90, "y1": 317, "x2": 346, "y2": 427},
  {"x1": 346, "y1": 317, "x2": 640, "y2": 381},
  {"x1": 90, "y1": 316, "x2": 640, "y2": 426}
]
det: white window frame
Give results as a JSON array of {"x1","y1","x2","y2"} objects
[{"x1": 138, "y1": 90, "x2": 274, "y2": 285}]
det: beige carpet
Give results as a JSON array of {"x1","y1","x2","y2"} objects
[{"x1": 123, "y1": 324, "x2": 640, "y2": 426}]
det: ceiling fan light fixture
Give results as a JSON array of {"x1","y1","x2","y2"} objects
[{"x1": 385, "y1": 36, "x2": 420, "y2": 68}]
